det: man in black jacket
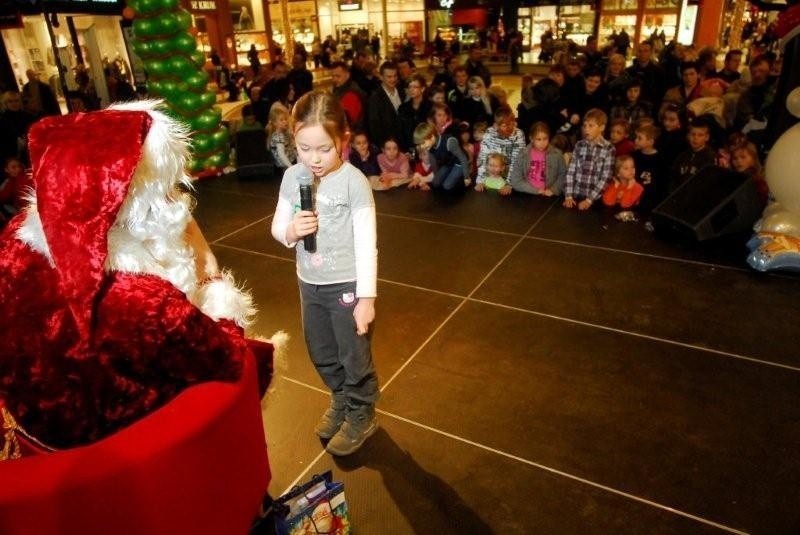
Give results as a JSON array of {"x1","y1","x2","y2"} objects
[
  {"x1": 627, "y1": 40, "x2": 666, "y2": 110},
  {"x1": 465, "y1": 45, "x2": 491, "y2": 87},
  {"x1": 367, "y1": 61, "x2": 404, "y2": 148}
]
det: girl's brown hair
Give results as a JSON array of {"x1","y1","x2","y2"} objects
[
  {"x1": 529, "y1": 121, "x2": 551, "y2": 139},
  {"x1": 292, "y1": 90, "x2": 348, "y2": 147}
]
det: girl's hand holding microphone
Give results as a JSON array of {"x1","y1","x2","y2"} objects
[{"x1": 287, "y1": 210, "x2": 317, "y2": 243}]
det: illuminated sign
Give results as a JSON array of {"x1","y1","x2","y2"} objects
[
  {"x1": 439, "y1": 0, "x2": 454, "y2": 7},
  {"x1": 338, "y1": 0, "x2": 361, "y2": 11},
  {"x1": 190, "y1": 0, "x2": 216, "y2": 10}
]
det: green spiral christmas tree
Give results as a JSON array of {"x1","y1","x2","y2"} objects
[{"x1": 127, "y1": 0, "x2": 228, "y2": 174}]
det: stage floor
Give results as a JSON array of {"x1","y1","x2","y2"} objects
[{"x1": 193, "y1": 142, "x2": 800, "y2": 533}]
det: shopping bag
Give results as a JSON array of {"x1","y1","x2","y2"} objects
[{"x1": 272, "y1": 471, "x2": 350, "y2": 535}]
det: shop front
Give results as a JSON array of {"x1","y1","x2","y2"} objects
[
  {"x1": 597, "y1": 0, "x2": 687, "y2": 49},
  {"x1": 1, "y1": 0, "x2": 131, "y2": 110},
  {"x1": 517, "y1": 1, "x2": 597, "y2": 56},
  {"x1": 313, "y1": 0, "x2": 424, "y2": 59},
  {"x1": 267, "y1": 0, "x2": 319, "y2": 60}
]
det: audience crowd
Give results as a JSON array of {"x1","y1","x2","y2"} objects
[{"x1": 1, "y1": 34, "x2": 785, "y2": 232}]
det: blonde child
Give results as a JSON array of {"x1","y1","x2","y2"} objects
[
  {"x1": 463, "y1": 76, "x2": 496, "y2": 126},
  {"x1": 410, "y1": 120, "x2": 469, "y2": 191},
  {"x1": 408, "y1": 122, "x2": 436, "y2": 191},
  {"x1": 482, "y1": 153, "x2": 511, "y2": 195},
  {"x1": 376, "y1": 137, "x2": 411, "y2": 190},
  {"x1": 602, "y1": 155, "x2": 644, "y2": 211},
  {"x1": 475, "y1": 106, "x2": 525, "y2": 193},
  {"x1": 267, "y1": 105, "x2": 296, "y2": 170},
  {"x1": 270, "y1": 91, "x2": 379, "y2": 456},
  {"x1": 508, "y1": 122, "x2": 566, "y2": 197}
]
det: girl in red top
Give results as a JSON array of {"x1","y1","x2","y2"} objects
[{"x1": 602, "y1": 154, "x2": 644, "y2": 210}]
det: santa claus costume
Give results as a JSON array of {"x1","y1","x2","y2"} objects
[{"x1": 0, "y1": 101, "x2": 273, "y2": 454}]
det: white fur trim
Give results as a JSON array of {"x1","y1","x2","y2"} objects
[
  {"x1": 16, "y1": 202, "x2": 53, "y2": 265},
  {"x1": 192, "y1": 271, "x2": 256, "y2": 328}
]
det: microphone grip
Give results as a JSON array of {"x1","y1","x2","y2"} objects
[{"x1": 299, "y1": 184, "x2": 316, "y2": 253}]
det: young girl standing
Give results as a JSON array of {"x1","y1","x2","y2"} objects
[{"x1": 270, "y1": 91, "x2": 379, "y2": 456}]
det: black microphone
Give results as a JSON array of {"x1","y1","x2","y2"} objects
[{"x1": 297, "y1": 166, "x2": 316, "y2": 253}]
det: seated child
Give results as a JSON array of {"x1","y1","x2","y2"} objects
[
  {"x1": 415, "y1": 120, "x2": 470, "y2": 191},
  {"x1": 632, "y1": 123, "x2": 664, "y2": 213},
  {"x1": 0, "y1": 156, "x2": 29, "y2": 229},
  {"x1": 563, "y1": 108, "x2": 616, "y2": 211},
  {"x1": 375, "y1": 137, "x2": 411, "y2": 190},
  {"x1": 349, "y1": 130, "x2": 382, "y2": 183},
  {"x1": 428, "y1": 85, "x2": 447, "y2": 105},
  {"x1": 550, "y1": 133, "x2": 573, "y2": 167},
  {"x1": 482, "y1": 153, "x2": 512, "y2": 195},
  {"x1": 471, "y1": 121, "x2": 488, "y2": 183},
  {"x1": 669, "y1": 115, "x2": 716, "y2": 193},
  {"x1": 457, "y1": 123, "x2": 476, "y2": 180},
  {"x1": 475, "y1": 106, "x2": 526, "y2": 192},
  {"x1": 610, "y1": 78, "x2": 653, "y2": 126},
  {"x1": 267, "y1": 105, "x2": 296, "y2": 170},
  {"x1": 237, "y1": 103, "x2": 264, "y2": 132},
  {"x1": 602, "y1": 155, "x2": 644, "y2": 213},
  {"x1": 609, "y1": 118, "x2": 635, "y2": 157},
  {"x1": 429, "y1": 102, "x2": 457, "y2": 137},
  {"x1": 508, "y1": 121, "x2": 566, "y2": 196},
  {"x1": 408, "y1": 123, "x2": 436, "y2": 191},
  {"x1": 657, "y1": 103, "x2": 688, "y2": 166},
  {"x1": 731, "y1": 141, "x2": 768, "y2": 207}
]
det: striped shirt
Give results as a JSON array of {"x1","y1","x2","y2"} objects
[
  {"x1": 476, "y1": 126, "x2": 526, "y2": 185},
  {"x1": 564, "y1": 137, "x2": 616, "y2": 201}
]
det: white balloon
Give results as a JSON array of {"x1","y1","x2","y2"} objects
[
  {"x1": 765, "y1": 112, "x2": 800, "y2": 216},
  {"x1": 787, "y1": 87, "x2": 800, "y2": 118}
]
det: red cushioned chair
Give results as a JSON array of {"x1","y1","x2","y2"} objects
[{"x1": 0, "y1": 354, "x2": 269, "y2": 535}]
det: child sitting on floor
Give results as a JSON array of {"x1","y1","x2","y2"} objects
[
  {"x1": 349, "y1": 130, "x2": 382, "y2": 185},
  {"x1": 482, "y1": 152, "x2": 511, "y2": 195},
  {"x1": 508, "y1": 121, "x2": 566, "y2": 197},
  {"x1": 602, "y1": 155, "x2": 644, "y2": 214},
  {"x1": 408, "y1": 123, "x2": 436, "y2": 191},
  {"x1": 375, "y1": 137, "x2": 411, "y2": 190}
]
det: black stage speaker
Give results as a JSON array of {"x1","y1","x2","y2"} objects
[
  {"x1": 234, "y1": 129, "x2": 274, "y2": 179},
  {"x1": 651, "y1": 166, "x2": 762, "y2": 242}
]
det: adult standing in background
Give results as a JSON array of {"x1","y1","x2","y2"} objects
[
  {"x1": 22, "y1": 69, "x2": 60, "y2": 117},
  {"x1": 330, "y1": 61, "x2": 367, "y2": 131},
  {"x1": 627, "y1": 41, "x2": 666, "y2": 110},
  {"x1": 367, "y1": 61, "x2": 404, "y2": 148},
  {"x1": 247, "y1": 45, "x2": 261, "y2": 78},
  {"x1": 465, "y1": 44, "x2": 491, "y2": 87},
  {"x1": 287, "y1": 53, "x2": 313, "y2": 101}
]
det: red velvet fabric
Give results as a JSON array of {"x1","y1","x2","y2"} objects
[
  {"x1": 28, "y1": 111, "x2": 151, "y2": 344},
  {"x1": 0, "y1": 354, "x2": 269, "y2": 535},
  {"x1": 0, "y1": 217, "x2": 267, "y2": 448}
]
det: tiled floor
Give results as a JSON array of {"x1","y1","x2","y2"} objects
[{"x1": 194, "y1": 160, "x2": 800, "y2": 534}]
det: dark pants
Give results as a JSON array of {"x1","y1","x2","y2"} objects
[
  {"x1": 299, "y1": 280, "x2": 379, "y2": 406},
  {"x1": 431, "y1": 164, "x2": 464, "y2": 191}
]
